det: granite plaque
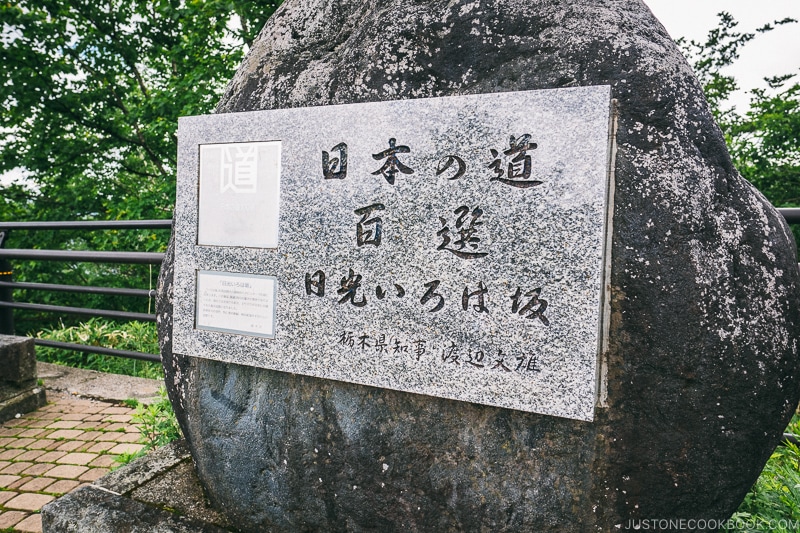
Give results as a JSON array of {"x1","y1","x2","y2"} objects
[{"x1": 174, "y1": 87, "x2": 614, "y2": 421}]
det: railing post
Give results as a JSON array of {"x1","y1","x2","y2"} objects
[{"x1": 0, "y1": 229, "x2": 14, "y2": 335}]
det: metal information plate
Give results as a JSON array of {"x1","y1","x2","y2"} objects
[
  {"x1": 174, "y1": 87, "x2": 614, "y2": 421},
  {"x1": 195, "y1": 271, "x2": 277, "y2": 338}
]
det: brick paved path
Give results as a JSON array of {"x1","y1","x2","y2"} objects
[{"x1": 0, "y1": 396, "x2": 144, "y2": 532}]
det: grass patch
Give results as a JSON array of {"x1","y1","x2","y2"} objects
[
  {"x1": 115, "y1": 387, "x2": 182, "y2": 468},
  {"x1": 34, "y1": 317, "x2": 162, "y2": 379},
  {"x1": 731, "y1": 415, "x2": 800, "y2": 530}
]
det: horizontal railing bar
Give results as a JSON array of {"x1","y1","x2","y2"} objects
[
  {"x1": 0, "y1": 250, "x2": 164, "y2": 264},
  {"x1": 0, "y1": 281, "x2": 154, "y2": 298},
  {"x1": 0, "y1": 220, "x2": 172, "y2": 231},
  {"x1": 779, "y1": 208, "x2": 800, "y2": 224},
  {"x1": 34, "y1": 339, "x2": 160, "y2": 363},
  {"x1": 0, "y1": 301, "x2": 155, "y2": 322}
]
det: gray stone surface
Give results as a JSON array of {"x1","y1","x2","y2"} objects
[
  {"x1": 175, "y1": 88, "x2": 612, "y2": 420},
  {"x1": 0, "y1": 335, "x2": 45, "y2": 422},
  {"x1": 43, "y1": 440, "x2": 233, "y2": 533},
  {"x1": 158, "y1": 0, "x2": 800, "y2": 530},
  {"x1": 0, "y1": 333, "x2": 36, "y2": 382},
  {"x1": 38, "y1": 362, "x2": 161, "y2": 404}
]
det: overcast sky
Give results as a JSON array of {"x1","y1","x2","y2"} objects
[{"x1": 644, "y1": 0, "x2": 800, "y2": 110}]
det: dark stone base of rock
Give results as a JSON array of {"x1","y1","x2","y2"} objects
[
  {"x1": 42, "y1": 440, "x2": 235, "y2": 533},
  {"x1": 0, "y1": 382, "x2": 46, "y2": 424}
]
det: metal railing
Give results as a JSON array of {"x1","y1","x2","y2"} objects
[
  {"x1": 0, "y1": 209, "x2": 797, "y2": 365},
  {"x1": 0, "y1": 220, "x2": 171, "y2": 363}
]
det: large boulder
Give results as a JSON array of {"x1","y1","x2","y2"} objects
[{"x1": 157, "y1": 0, "x2": 800, "y2": 530}]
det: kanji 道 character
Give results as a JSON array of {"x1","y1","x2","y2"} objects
[
  {"x1": 488, "y1": 134, "x2": 542, "y2": 188},
  {"x1": 371, "y1": 138, "x2": 414, "y2": 185}
]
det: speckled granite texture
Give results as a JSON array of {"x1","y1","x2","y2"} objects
[
  {"x1": 174, "y1": 88, "x2": 613, "y2": 420},
  {"x1": 157, "y1": 0, "x2": 800, "y2": 530}
]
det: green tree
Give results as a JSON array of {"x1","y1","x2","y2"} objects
[
  {"x1": 679, "y1": 12, "x2": 800, "y2": 251},
  {"x1": 0, "y1": 1, "x2": 281, "y2": 334}
]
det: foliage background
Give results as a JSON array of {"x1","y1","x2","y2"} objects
[{"x1": 0, "y1": 0, "x2": 282, "y2": 334}]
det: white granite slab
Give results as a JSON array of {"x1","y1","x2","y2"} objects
[{"x1": 174, "y1": 86, "x2": 614, "y2": 421}]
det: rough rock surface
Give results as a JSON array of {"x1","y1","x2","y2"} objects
[{"x1": 157, "y1": 0, "x2": 800, "y2": 530}]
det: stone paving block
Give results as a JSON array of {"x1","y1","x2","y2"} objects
[
  {"x1": 0, "y1": 460, "x2": 9, "y2": 470},
  {"x1": 13, "y1": 450, "x2": 45, "y2": 462},
  {"x1": 46, "y1": 429, "x2": 83, "y2": 440},
  {"x1": 8, "y1": 438, "x2": 36, "y2": 449},
  {"x1": 43, "y1": 441, "x2": 62, "y2": 451},
  {"x1": 0, "y1": 449, "x2": 25, "y2": 460},
  {"x1": 17, "y1": 429, "x2": 51, "y2": 439},
  {"x1": 0, "y1": 510, "x2": 27, "y2": 528},
  {"x1": 109, "y1": 443, "x2": 145, "y2": 455},
  {"x1": 60, "y1": 413, "x2": 89, "y2": 421},
  {"x1": 19, "y1": 476, "x2": 57, "y2": 492},
  {"x1": 104, "y1": 423, "x2": 129, "y2": 432},
  {"x1": 36, "y1": 451, "x2": 67, "y2": 464},
  {"x1": 21, "y1": 463, "x2": 55, "y2": 477},
  {"x1": 0, "y1": 474, "x2": 21, "y2": 488},
  {"x1": 95, "y1": 432, "x2": 124, "y2": 442},
  {"x1": 117, "y1": 432, "x2": 141, "y2": 443},
  {"x1": 0, "y1": 490, "x2": 17, "y2": 505},
  {"x1": 103, "y1": 415, "x2": 133, "y2": 423},
  {"x1": 35, "y1": 412, "x2": 60, "y2": 421},
  {"x1": 0, "y1": 427, "x2": 24, "y2": 437},
  {"x1": 24, "y1": 420, "x2": 51, "y2": 429},
  {"x1": 56, "y1": 453, "x2": 97, "y2": 466},
  {"x1": 46, "y1": 420, "x2": 82, "y2": 429},
  {"x1": 78, "y1": 467, "x2": 110, "y2": 482},
  {"x1": 6, "y1": 492, "x2": 55, "y2": 511},
  {"x1": 1, "y1": 462, "x2": 33, "y2": 475},
  {"x1": 55, "y1": 440, "x2": 85, "y2": 452},
  {"x1": 2, "y1": 418, "x2": 28, "y2": 428},
  {"x1": 0, "y1": 437, "x2": 15, "y2": 447},
  {"x1": 76, "y1": 405, "x2": 106, "y2": 415},
  {"x1": 89, "y1": 455, "x2": 117, "y2": 468},
  {"x1": 100, "y1": 407, "x2": 132, "y2": 415},
  {"x1": 78, "y1": 442, "x2": 96, "y2": 453},
  {"x1": 46, "y1": 464, "x2": 88, "y2": 479},
  {"x1": 74, "y1": 422, "x2": 107, "y2": 431},
  {"x1": 83, "y1": 414, "x2": 104, "y2": 421},
  {"x1": 86, "y1": 441, "x2": 116, "y2": 453},
  {"x1": 27, "y1": 440, "x2": 56, "y2": 452},
  {"x1": 14, "y1": 512, "x2": 43, "y2": 533},
  {"x1": 75, "y1": 430, "x2": 104, "y2": 441},
  {"x1": 7, "y1": 476, "x2": 30, "y2": 490},
  {"x1": 43, "y1": 479, "x2": 80, "y2": 495}
]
